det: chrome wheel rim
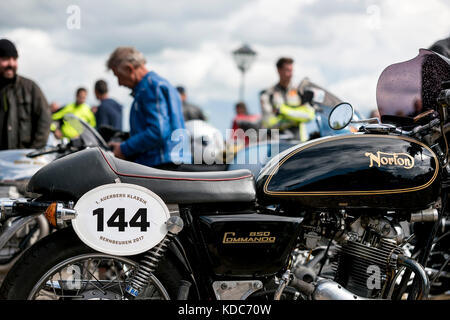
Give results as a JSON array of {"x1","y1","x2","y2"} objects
[{"x1": 28, "y1": 253, "x2": 170, "y2": 300}]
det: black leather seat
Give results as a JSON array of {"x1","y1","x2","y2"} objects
[{"x1": 28, "y1": 147, "x2": 256, "y2": 204}]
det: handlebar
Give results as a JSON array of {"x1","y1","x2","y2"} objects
[
  {"x1": 26, "y1": 146, "x2": 63, "y2": 158},
  {"x1": 26, "y1": 141, "x2": 82, "y2": 159},
  {"x1": 361, "y1": 118, "x2": 441, "y2": 138},
  {"x1": 406, "y1": 118, "x2": 441, "y2": 136}
]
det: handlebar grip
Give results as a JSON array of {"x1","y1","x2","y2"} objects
[{"x1": 412, "y1": 118, "x2": 441, "y2": 135}]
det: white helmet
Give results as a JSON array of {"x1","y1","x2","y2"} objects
[{"x1": 184, "y1": 120, "x2": 224, "y2": 164}]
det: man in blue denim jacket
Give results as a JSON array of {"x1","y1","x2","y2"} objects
[{"x1": 107, "y1": 47, "x2": 190, "y2": 168}]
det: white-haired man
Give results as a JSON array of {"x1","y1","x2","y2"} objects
[{"x1": 107, "y1": 46, "x2": 189, "y2": 168}]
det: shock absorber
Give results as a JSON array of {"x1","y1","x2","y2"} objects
[{"x1": 125, "y1": 216, "x2": 184, "y2": 298}]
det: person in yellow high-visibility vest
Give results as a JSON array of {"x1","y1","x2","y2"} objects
[
  {"x1": 260, "y1": 57, "x2": 315, "y2": 142},
  {"x1": 51, "y1": 87, "x2": 96, "y2": 139}
]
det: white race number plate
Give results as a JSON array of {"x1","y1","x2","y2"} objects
[{"x1": 72, "y1": 183, "x2": 170, "y2": 256}]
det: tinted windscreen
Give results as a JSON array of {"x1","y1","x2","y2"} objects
[
  {"x1": 376, "y1": 49, "x2": 450, "y2": 119},
  {"x1": 63, "y1": 114, "x2": 108, "y2": 148}
]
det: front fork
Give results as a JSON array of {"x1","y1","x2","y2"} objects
[{"x1": 411, "y1": 142, "x2": 450, "y2": 298}]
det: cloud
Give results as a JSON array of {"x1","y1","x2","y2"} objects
[
  {"x1": 1, "y1": 0, "x2": 253, "y2": 55},
  {"x1": 1, "y1": 0, "x2": 449, "y2": 134}
]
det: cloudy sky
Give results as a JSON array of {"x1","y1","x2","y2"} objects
[{"x1": 1, "y1": 0, "x2": 449, "y2": 133}]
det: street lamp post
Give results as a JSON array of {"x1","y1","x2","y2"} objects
[{"x1": 232, "y1": 44, "x2": 257, "y2": 102}]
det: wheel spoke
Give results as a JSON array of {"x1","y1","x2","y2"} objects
[
  {"x1": 84, "y1": 259, "x2": 107, "y2": 294},
  {"x1": 76, "y1": 259, "x2": 92, "y2": 295},
  {"x1": 111, "y1": 259, "x2": 125, "y2": 298},
  {"x1": 50, "y1": 277, "x2": 58, "y2": 299},
  {"x1": 29, "y1": 253, "x2": 169, "y2": 300},
  {"x1": 58, "y1": 271, "x2": 64, "y2": 299}
]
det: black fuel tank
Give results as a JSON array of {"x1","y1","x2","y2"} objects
[
  {"x1": 198, "y1": 214, "x2": 302, "y2": 277},
  {"x1": 256, "y1": 134, "x2": 440, "y2": 210}
]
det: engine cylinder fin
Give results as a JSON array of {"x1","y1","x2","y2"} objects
[{"x1": 333, "y1": 237, "x2": 401, "y2": 298}]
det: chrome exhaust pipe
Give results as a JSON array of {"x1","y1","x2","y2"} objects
[
  {"x1": 290, "y1": 277, "x2": 371, "y2": 300},
  {"x1": 293, "y1": 255, "x2": 430, "y2": 300},
  {"x1": 0, "y1": 198, "x2": 22, "y2": 221},
  {"x1": 312, "y1": 279, "x2": 370, "y2": 300}
]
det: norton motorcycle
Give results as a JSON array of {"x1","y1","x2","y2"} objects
[{"x1": 0, "y1": 48, "x2": 449, "y2": 300}]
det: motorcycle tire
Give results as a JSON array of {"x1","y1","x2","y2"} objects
[{"x1": 0, "y1": 227, "x2": 184, "y2": 300}]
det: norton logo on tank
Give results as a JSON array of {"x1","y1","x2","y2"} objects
[
  {"x1": 364, "y1": 151, "x2": 415, "y2": 169},
  {"x1": 72, "y1": 183, "x2": 170, "y2": 256}
]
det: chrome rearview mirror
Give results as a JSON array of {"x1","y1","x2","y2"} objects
[{"x1": 328, "y1": 102, "x2": 354, "y2": 130}]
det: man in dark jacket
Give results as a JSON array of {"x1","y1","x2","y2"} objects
[
  {"x1": 0, "y1": 39, "x2": 51, "y2": 149},
  {"x1": 94, "y1": 79, "x2": 123, "y2": 131},
  {"x1": 176, "y1": 86, "x2": 207, "y2": 121}
]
